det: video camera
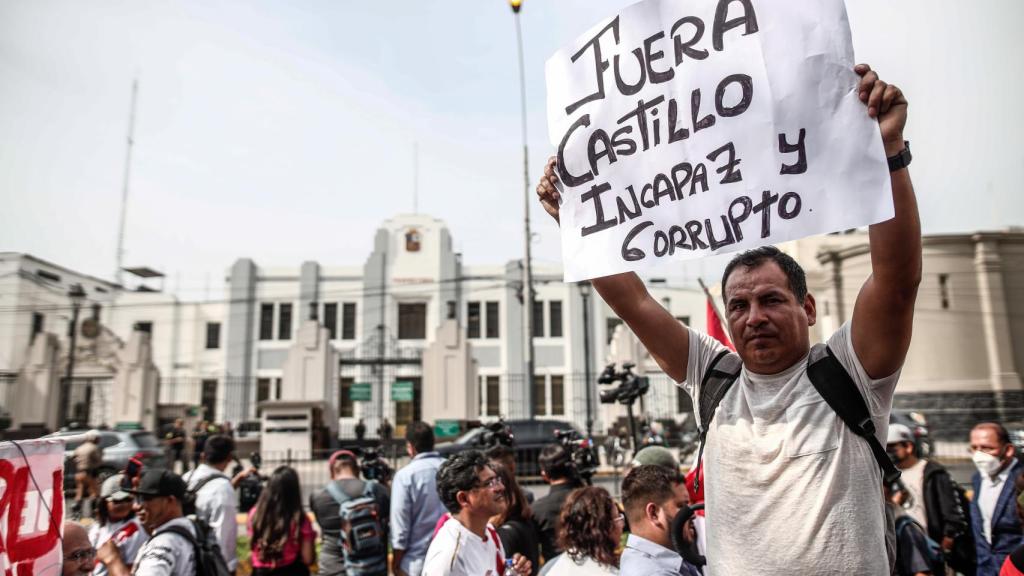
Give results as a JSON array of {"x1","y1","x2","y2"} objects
[
  {"x1": 479, "y1": 419, "x2": 515, "y2": 451},
  {"x1": 598, "y1": 362, "x2": 650, "y2": 405},
  {"x1": 234, "y1": 452, "x2": 264, "y2": 514},
  {"x1": 360, "y1": 446, "x2": 394, "y2": 484},
  {"x1": 553, "y1": 428, "x2": 598, "y2": 483}
]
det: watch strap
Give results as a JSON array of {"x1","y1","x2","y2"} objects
[{"x1": 887, "y1": 140, "x2": 911, "y2": 172}]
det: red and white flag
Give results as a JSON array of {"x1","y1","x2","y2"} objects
[{"x1": 706, "y1": 299, "x2": 735, "y2": 351}]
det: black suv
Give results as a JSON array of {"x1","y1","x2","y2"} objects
[{"x1": 435, "y1": 419, "x2": 584, "y2": 477}]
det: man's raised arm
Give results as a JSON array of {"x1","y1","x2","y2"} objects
[
  {"x1": 536, "y1": 157, "x2": 690, "y2": 382},
  {"x1": 850, "y1": 64, "x2": 922, "y2": 379}
]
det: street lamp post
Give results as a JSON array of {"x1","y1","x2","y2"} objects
[
  {"x1": 509, "y1": 0, "x2": 537, "y2": 418},
  {"x1": 60, "y1": 283, "x2": 87, "y2": 428},
  {"x1": 579, "y1": 281, "x2": 594, "y2": 437}
]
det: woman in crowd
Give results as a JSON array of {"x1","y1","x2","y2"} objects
[
  {"x1": 544, "y1": 486, "x2": 621, "y2": 575},
  {"x1": 88, "y1": 474, "x2": 148, "y2": 576},
  {"x1": 491, "y1": 463, "x2": 541, "y2": 575},
  {"x1": 248, "y1": 466, "x2": 316, "y2": 576}
]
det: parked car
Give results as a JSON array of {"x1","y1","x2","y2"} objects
[
  {"x1": 435, "y1": 419, "x2": 587, "y2": 477},
  {"x1": 890, "y1": 410, "x2": 932, "y2": 458},
  {"x1": 46, "y1": 428, "x2": 166, "y2": 492}
]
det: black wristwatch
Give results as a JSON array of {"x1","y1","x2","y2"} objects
[{"x1": 887, "y1": 140, "x2": 911, "y2": 172}]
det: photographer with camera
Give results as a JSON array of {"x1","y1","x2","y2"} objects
[
  {"x1": 532, "y1": 443, "x2": 584, "y2": 563},
  {"x1": 310, "y1": 450, "x2": 390, "y2": 576}
]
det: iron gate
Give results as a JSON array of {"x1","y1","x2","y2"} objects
[{"x1": 338, "y1": 328, "x2": 422, "y2": 437}]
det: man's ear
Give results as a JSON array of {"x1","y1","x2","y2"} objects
[
  {"x1": 803, "y1": 292, "x2": 817, "y2": 327},
  {"x1": 456, "y1": 490, "x2": 471, "y2": 510},
  {"x1": 645, "y1": 502, "x2": 661, "y2": 525}
]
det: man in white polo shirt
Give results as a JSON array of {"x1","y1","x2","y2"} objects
[{"x1": 423, "y1": 451, "x2": 531, "y2": 576}]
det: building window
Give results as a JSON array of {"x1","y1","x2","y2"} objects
[
  {"x1": 341, "y1": 303, "x2": 357, "y2": 340},
  {"x1": 324, "y1": 303, "x2": 338, "y2": 340},
  {"x1": 485, "y1": 376, "x2": 500, "y2": 416},
  {"x1": 339, "y1": 377, "x2": 354, "y2": 418},
  {"x1": 201, "y1": 379, "x2": 217, "y2": 421},
  {"x1": 30, "y1": 312, "x2": 44, "y2": 344},
  {"x1": 205, "y1": 323, "x2": 221, "y2": 349},
  {"x1": 549, "y1": 301, "x2": 563, "y2": 338},
  {"x1": 606, "y1": 318, "x2": 623, "y2": 345},
  {"x1": 134, "y1": 321, "x2": 153, "y2": 335},
  {"x1": 256, "y1": 378, "x2": 272, "y2": 408},
  {"x1": 467, "y1": 302, "x2": 481, "y2": 339},
  {"x1": 36, "y1": 269, "x2": 61, "y2": 283},
  {"x1": 533, "y1": 375, "x2": 547, "y2": 416},
  {"x1": 675, "y1": 316, "x2": 690, "y2": 326},
  {"x1": 938, "y1": 273, "x2": 950, "y2": 310},
  {"x1": 398, "y1": 303, "x2": 427, "y2": 339},
  {"x1": 485, "y1": 302, "x2": 500, "y2": 339},
  {"x1": 532, "y1": 301, "x2": 545, "y2": 338},
  {"x1": 259, "y1": 304, "x2": 274, "y2": 340},
  {"x1": 278, "y1": 303, "x2": 293, "y2": 340},
  {"x1": 550, "y1": 375, "x2": 564, "y2": 415}
]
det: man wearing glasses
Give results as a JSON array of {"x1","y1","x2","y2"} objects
[
  {"x1": 423, "y1": 451, "x2": 532, "y2": 576},
  {"x1": 62, "y1": 521, "x2": 96, "y2": 576},
  {"x1": 96, "y1": 469, "x2": 197, "y2": 576}
]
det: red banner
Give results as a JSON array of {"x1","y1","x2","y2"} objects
[{"x1": 0, "y1": 438, "x2": 65, "y2": 576}]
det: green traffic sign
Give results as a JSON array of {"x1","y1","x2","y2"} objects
[
  {"x1": 434, "y1": 419, "x2": 461, "y2": 438},
  {"x1": 392, "y1": 380, "x2": 414, "y2": 402},
  {"x1": 350, "y1": 382, "x2": 372, "y2": 402}
]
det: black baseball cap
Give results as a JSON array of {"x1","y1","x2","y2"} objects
[{"x1": 128, "y1": 469, "x2": 187, "y2": 500}]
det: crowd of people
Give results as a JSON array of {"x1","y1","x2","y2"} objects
[
  {"x1": 57, "y1": 66, "x2": 1024, "y2": 576},
  {"x1": 61, "y1": 416, "x2": 1024, "y2": 576}
]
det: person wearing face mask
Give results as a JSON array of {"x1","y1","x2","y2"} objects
[
  {"x1": 88, "y1": 474, "x2": 148, "y2": 576},
  {"x1": 969, "y1": 422, "x2": 1023, "y2": 576}
]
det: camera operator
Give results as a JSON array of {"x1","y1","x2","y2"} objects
[
  {"x1": 310, "y1": 450, "x2": 390, "y2": 576},
  {"x1": 532, "y1": 443, "x2": 584, "y2": 563}
]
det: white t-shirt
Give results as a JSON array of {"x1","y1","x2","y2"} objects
[
  {"x1": 901, "y1": 459, "x2": 929, "y2": 529},
  {"x1": 422, "y1": 517, "x2": 504, "y2": 576},
  {"x1": 89, "y1": 517, "x2": 148, "y2": 576},
  {"x1": 131, "y1": 517, "x2": 196, "y2": 576},
  {"x1": 684, "y1": 322, "x2": 899, "y2": 576}
]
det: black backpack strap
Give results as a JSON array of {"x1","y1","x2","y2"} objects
[
  {"x1": 693, "y1": 349, "x2": 743, "y2": 491},
  {"x1": 190, "y1": 472, "x2": 229, "y2": 494},
  {"x1": 806, "y1": 344, "x2": 901, "y2": 484}
]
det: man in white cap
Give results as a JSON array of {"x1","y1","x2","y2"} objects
[{"x1": 887, "y1": 423, "x2": 969, "y2": 559}]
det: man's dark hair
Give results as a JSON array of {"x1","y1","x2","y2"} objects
[
  {"x1": 539, "y1": 443, "x2": 575, "y2": 481},
  {"x1": 721, "y1": 245, "x2": 807, "y2": 302},
  {"x1": 486, "y1": 444, "x2": 514, "y2": 462},
  {"x1": 622, "y1": 465, "x2": 677, "y2": 523},
  {"x1": 973, "y1": 422, "x2": 1011, "y2": 445},
  {"x1": 330, "y1": 451, "x2": 360, "y2": 475},
  {"x1": 436, "y1": 450, "x2": 490, "y2": 514},
  {"x1": 406, "y1": 421, "x2": 435, "y2": 454},
  {"x1": 203, "y1": 434, "x2": 235, "y2": 465}
]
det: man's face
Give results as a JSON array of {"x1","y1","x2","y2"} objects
[
  {"x1": 725, "y1": 261, "x2": 815, "y2": 374},
  {"x1": 463, "y1": 466, "x2": 506, "y2": 518},
  {"x1": 62, "y1": 525, "x2": 94, "y2": 576},
  {"x1": 887, "y1": 441, "x2": 914, "y2": 465},
  {"x1": 135, "y1": 494, "x2": 173, "y2": 533},
  {"x1": 970, "y1": 428, "x2": 1011, "y2": 462}
]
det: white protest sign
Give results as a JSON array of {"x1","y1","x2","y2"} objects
[
  {"x1": 0, "y1": 438, "x2": 65, "y2": 576},
  {"x1": 546, "y1": 0, "x2": 893, "y2": 282}
]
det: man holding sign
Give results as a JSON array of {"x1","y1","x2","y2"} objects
[{"x1": 539, "y1": 27, "x2": 919, "y2": 576}]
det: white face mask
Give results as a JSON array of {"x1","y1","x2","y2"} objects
[{"x1": 972, "y1": 449, "x2": 1004, "y2": 477}]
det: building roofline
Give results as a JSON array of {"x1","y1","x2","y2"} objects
[{"x1": 0, "y1": 252, "x2": 121, "y2": 290}]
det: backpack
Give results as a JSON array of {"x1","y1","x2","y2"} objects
[
  {"x1": 691, "y1": 343, "x2": 901, "y2": 491},
  {"x1": 182, "y1": 472, "x2": 230, "y2": 517},
  {"x1": 157, "y1": 517, "x2": 231, "y2": 576},
  {"x1": 895, "y1": 515, "x2": 946, "y2": 576},
  {"x1": 325, "y1": 480, "x2": 387, "y2": 575}
]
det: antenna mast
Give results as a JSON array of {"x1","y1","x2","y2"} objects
[
  {"x1": 115, "y1": 78, "x2": 138, "y2": 286},
  {"x1": 412, "y1": 140, "x2": 419, "y2": 214}
]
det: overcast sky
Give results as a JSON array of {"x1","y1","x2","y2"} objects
[{"x1": 2, "y1": 0, "x2": 1021, "y2": 298}]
